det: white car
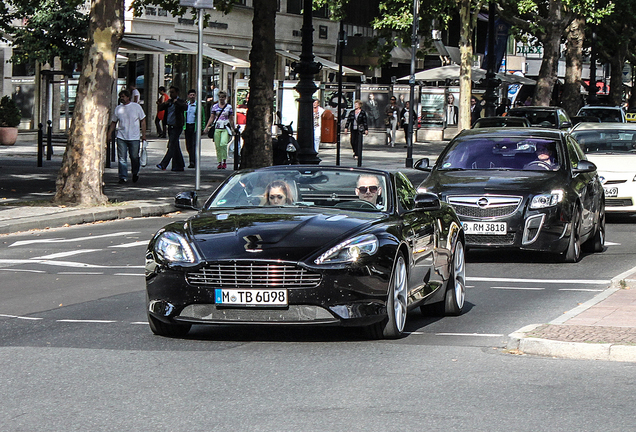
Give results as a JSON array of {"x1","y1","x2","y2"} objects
[
  {"x1": 570, "y1": 123, "x2": 636, "y2": 212},
  {"x1": 577, "y1": 106, "x2": 626, "y2": 123}
]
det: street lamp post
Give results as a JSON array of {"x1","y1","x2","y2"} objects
[
  {"x1": 406, "y1": 0, "x2": 419, "y2": 168},
  {"x1": 293, "y1": 0, "x2": 322, "y2": 164},
  {"x1": 180, "y1": 0, "x2": 213, "y2": 190},
  {"x1": 483, "y1": 0, "x2": 500, "y2": 117}
]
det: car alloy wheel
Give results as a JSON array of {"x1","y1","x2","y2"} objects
[
  {"x1": 446, "y1": 241, "x2": 466, "y2": 315},
  {"x1": 563, "y1": 207, "x2": 582, "y2": 263},
  {"x1": 377, "y1": 253, "x2": 408, "y2": 339}
]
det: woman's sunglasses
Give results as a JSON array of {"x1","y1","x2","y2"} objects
[{"x1": 357, "y1": 186, "x2": 378, "y2": 193}]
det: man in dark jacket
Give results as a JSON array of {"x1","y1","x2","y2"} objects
[{"x1": 157, "y1": 86, "x2": 187, "y2": 171}]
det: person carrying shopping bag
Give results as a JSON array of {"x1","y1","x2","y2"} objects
[{"x1": 203, "y1": 91, "x2": 234, "y2": 169}]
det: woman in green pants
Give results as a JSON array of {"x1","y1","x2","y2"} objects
[{"x1": 203, "y1": 91, "x2": 234, "y2": 169}]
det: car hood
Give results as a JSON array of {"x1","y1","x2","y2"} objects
[
  {"x1": 422, "y1": 170, "x2": 565, "y2": 196},
  {"x1": 186, "y1": 208, "x2": 385, "y2": 262},
  {"x1": 586, "y1": 154, "x2": 636, "y2": 173}
]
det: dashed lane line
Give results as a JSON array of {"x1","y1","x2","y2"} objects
[
  {"x1": 468, "y1": 277, "x2": 611, "y2": 285},
  {"x1": 491, "y1": 287, "x2": 545, "y2": 291},
  {"x1": 31, "y1": 249, "x2": 102, "y2": 260},
  {"x1": 9, "y1": 232, "x2": 140, "y2": 248}
]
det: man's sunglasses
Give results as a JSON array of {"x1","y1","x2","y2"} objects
[
  {"x1": 269, "y1": 194, "x2": 285, "y2": 200},
  {"x1": 357, "y1": 185, "x2": 378, "y2": 193}
]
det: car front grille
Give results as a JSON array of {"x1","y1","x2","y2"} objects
[
  {"x1": 466, "y1": 233, "x2": 516, "y2": 246},
  {"x1": 186, "y1": 262, "x2": 322, "y2": 288},
  {"x1": 606, "y1": 198, "x2": 634, "y2": 207},
  {"x1": 448, "y1": 195, "x2": 522, "y2": 219}
]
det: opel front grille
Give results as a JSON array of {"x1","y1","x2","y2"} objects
[
  {"x1": 448, "y1": 195, "x2": 523, "y2": 219},
  {"x1": 186, "y1": 262, "x2": 322, "y2": 288}
]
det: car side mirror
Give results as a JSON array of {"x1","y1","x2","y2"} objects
[
  {"x1": 414, "y1": 158, "x2": 431, "y2": 171},
  {"x1": 414, "y1": 192, "x2": 441, "y2": 210},
  {"x1": 573, "y1": 160, "x2": 597, "y2": 174},
  {"x1": 561, "y1": 121, "x2": 572, "y2": 129},
  {"x1": 175, "y1": 191, "x2": 199, "y2": 210}
]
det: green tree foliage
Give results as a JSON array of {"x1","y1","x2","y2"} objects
[{"x1": 1, "y1": 0, "x2": 88, "y2": 68}]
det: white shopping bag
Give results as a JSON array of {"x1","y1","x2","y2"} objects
[{"x1": 140, "y1": 140, "x2": 148, "y2": 167}]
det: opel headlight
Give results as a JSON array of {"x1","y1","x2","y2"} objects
[
  {"x1": 530, "y1": 190, "x2": 564, "y2": 209},
  {"x1": 315, "y1": 234, "x2": 379, "y2": 265},
  {"x1": 155, "y1": 231, "x2": 197, "y2": 263}
]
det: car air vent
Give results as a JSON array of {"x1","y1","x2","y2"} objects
[
  {"x1": 448, "y1": 196, "x2": 522, "y2": 219},
  {"x1": 466, "y1": 233, "x2": 516, "y2": 246},
  {"x1": 603, "y1": 180, "x2": 626, "y2": 185},
  {"x1": 606, "y1": 198, "x2": 633, "y2": 207},
  {"x1": 186, "y1": 262, "x2": 322, "y2": 288}
]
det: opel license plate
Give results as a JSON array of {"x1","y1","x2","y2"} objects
[
  {"x1": 215, "y1": 289, "x2": 288, "y2": 306},
  {"x1": 603, "y1": 187, "x2": 618, "y2": 198},
  {"x1": 462, "y1": 222, "x2": 507, "y2": 235}
]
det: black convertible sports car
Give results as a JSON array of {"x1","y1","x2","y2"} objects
[
  {"x1": 415, "y1": 128, "x2": 605, "y2": 262},
  {"x1": 145, "y1": 166, "x2": 465, "y2": 339}
]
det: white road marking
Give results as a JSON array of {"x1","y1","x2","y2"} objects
[
  {"x1": 0, "y1": 314, "x2": 43, "y2": 320},
  {"x1": 56, "y1": 319, "x2": 117, "y2": 323},
  {"x1": 435, "y1": 333, "x2": 504, "y2": 337},
  {"x1": 58, "y1": 272, "x2": 104, "y2": 275},
  {"x1": 558, "y1": 288, "x2": 605, "y2": 292},
  {"x1": 0, "y1": 268, "x2": 46, "y2": 273},
  {"x1": 491, "y1": 286, "x2": 545, "y2": 291},
  {"x1": 109, "y1": 241, "x2": 148, "y2": 248},
  {"x1": 605, "y1": 241, "x2": 620, "y2": 246},
  {"x1": 114, "y1": 273, "x2": 145, "y2": 277},
  {"x1": 131, "y1": 322, "x2": 148, "y2": 325},
  {"x1": 31, "y1": 249, "x2": 102, "y2": 260},
  {"x1": 468, "y1": 277, "x2": 610, "y2": 285},
  {"x1": 0, "y1": 259, "x2": 143, "y2": 269},
  {"x1": 9, "y1": 232, "x2": 140, "y2": 247}
]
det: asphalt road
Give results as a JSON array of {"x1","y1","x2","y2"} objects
[{"x1": 1, "y1": 214, "x2": 636, "y2": 431}]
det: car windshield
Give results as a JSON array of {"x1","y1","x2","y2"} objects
[
  {"x1": 437, "y1": 136, "x2": 561, "y2": 171},
  {"x1": 578, "y1": 108, "x2": 623, "y2": 122},
  {"x1": 509, "y1": 111, "x2": 557, "y2": 127},
  {"x1": 473, "y1": 118, "x2": 529, "y2": 128},
  {"x1": 206, "y1": 168, "x2": 390, "y2": 212},
  {"x1": 572, "y1": 129, "x2": 636, "y2": 154}
]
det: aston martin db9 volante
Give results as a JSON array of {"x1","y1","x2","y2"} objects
[
  {"x1": 146, "y1": 166, "x2": 465, "y2": 339},
  {"x1": 415, "y1": 128, "x2": 605, "y2": 262},
  {"x1": 570, "y1": 122, "x2": 636, "y2": 212}
]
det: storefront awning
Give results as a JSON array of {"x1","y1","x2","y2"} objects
[
  {"x1": 171, "y1": 41, "x2": 250, "y2": 69},
  {"x1": 119, "y1": 36, "x2": 194, "y2": 55},
  {"x1": 276, "y1": 50, "x2": 364, "y2": 76}
]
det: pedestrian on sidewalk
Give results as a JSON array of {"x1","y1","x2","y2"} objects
[
  {"x1": 156, "y1": 86, "x2": 187, "y2": 172},
  {"x1": 344, "y1": 100, "x2": 368, "y2": 161},
  {"x1": 204, "y1": 91, "x2": 234, "y2": 170},
  {"x1": 313, "y1": 99, "x2": 324, "y2": 153},
  {"x1": 129, "y1": 83, "x2": 141, "y2": 103},
  {"x1": 384, "y1": 96, "x2": 399, "y2": 147},
  {"x1": 155, "y1": 86, "x2": 168, "y2": 138},
  {"x1": 184, "y1": 89, "x2": 198, "y2": 168},
  {"x1": 400, "y1": 101, "x2": 416, "y2": 145},
  {"x1": 108, "y1": 90, "x2": 147, "y2": 184}
]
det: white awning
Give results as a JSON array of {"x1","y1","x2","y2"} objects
[
  {"x1": 119, "y1": 36, "x2": 194, "y2": 55},
  {"x1": 275, "y1": 50, "x2": 364, "y2": 76},
  {"x1": 171, "y1": 41, "x2": 250, "y2": 69}
]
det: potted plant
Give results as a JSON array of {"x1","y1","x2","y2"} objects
[{"x1": 0, "y1": 95, "x2": 22, "y2": 145}]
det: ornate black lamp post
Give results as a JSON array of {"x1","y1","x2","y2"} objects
[
  {"x1": 483, "y1": 1, "x2": 500, "y2": 117},
  {"x1": 292, "y1": 0, "x2": 322, "y2": 164}
]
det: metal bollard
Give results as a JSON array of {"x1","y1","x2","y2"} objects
[
  {"x1": 37, "y1": 123, "x2": 43, "y2": 167},
  {"x1": 46, "y1": 120, "x2": 53, "y2": 160},
  {"x1": 233, "y1": 126, "x2": 241, "y2": 171}
]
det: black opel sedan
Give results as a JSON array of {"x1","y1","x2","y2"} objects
[
  {"x1": 146, "y1": 166, "x2": 465, "y2": 339},
  {"x1": 415, "y1": 128, "x2": 605, "y2": 262}
]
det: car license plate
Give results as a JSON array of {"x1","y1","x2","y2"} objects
[
  {"x1": 215, "y1": 289, "x2": 288, "y2": 306},
  {"x1": 462, "y1": 222, "x2": 507, "y2": 235},
  {"x1": 604, "y1": 187, "x2": 618, "y2": 198}
]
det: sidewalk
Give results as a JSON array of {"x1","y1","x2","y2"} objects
[{"x1": 2, "y1": 131, "x2": 636, "y2": 362}]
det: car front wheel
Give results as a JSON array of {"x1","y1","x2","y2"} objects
[
  {"x1": 366, "y1": 252, "x2": 408, "y2": 339},
  {"x1": 562, "y1": 207, "x2": 582, "y2": 263}
]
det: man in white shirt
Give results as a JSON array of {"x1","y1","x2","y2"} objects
[
  {"x1": 184, "y1": 89, "x2": 197, "y2": 168},
  {"x1": 108, "y1": 90, "x2": 147, "y2": 183}
]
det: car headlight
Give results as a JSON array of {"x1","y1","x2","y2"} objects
[
  {"x1": 314, "y1": 234, "x2": 379, "y2": 265},
  {"x1": 530, "y1": 190, "x2": 564, "y2": 209},
  {"x1": 155, "y1": 231, "x2": 197, "y2": 263}
]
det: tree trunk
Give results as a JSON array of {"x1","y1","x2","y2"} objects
[
  {"x1": 609, "y1": 50, "x2": 626, "y2": 107},
  {"x1": 240, "y1": 0, "x2": 276, "y2": 169},
  {"x1": 562, "y1": 17, "x2": 584, "y2": 116},
  {"x1": 458, "y1": 0, "x2": 473, "y2": 131},
  {"x1": 54, "y1": 0, "x2": 124, "y2": 206},
  {"x1": 533, "y1": 24, "x2": 561, "y2": 106}
]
